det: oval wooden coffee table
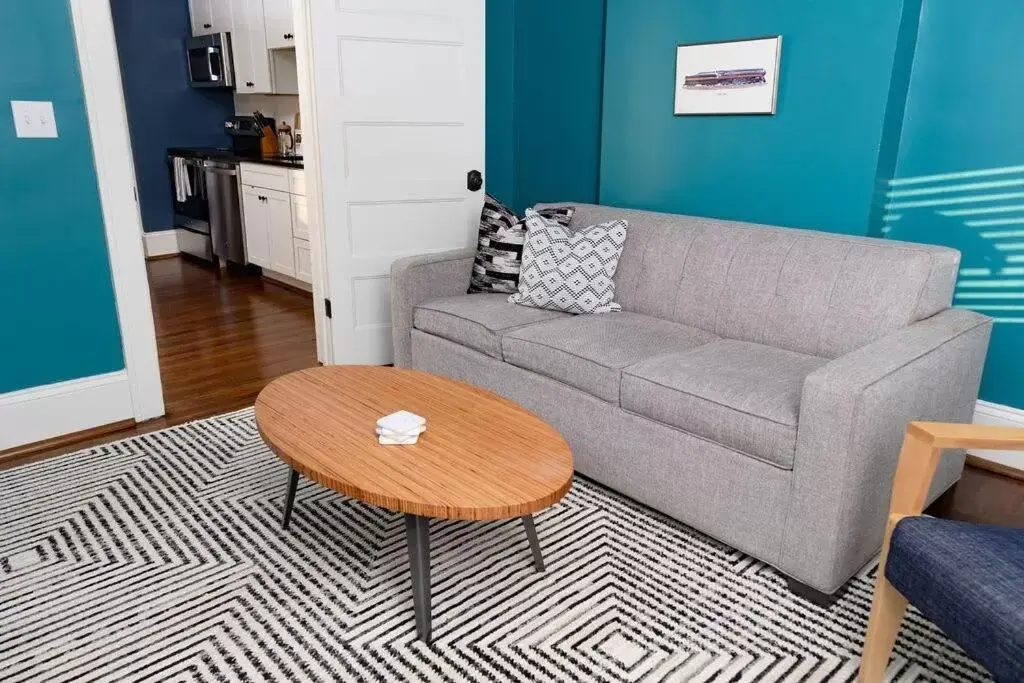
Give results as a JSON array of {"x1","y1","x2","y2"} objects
[{"x1": 254, "y1": 365, "x2": 574, "y2": 642}]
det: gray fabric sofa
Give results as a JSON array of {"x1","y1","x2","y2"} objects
[{"x1": 390, "y1": 203, "x2": 992, "y2": 598}]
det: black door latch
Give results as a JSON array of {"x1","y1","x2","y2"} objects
[{"x1": 467, "y1": 170, "x2": 483, "y2": 192}]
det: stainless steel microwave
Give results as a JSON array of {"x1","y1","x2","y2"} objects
[{"x1": 186, "y1": 33, "x2": 234, "y2": 89}]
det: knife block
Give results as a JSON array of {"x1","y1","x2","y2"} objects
[{"x1": 260, "y1": 126, "x2": 279, "y2": 157}]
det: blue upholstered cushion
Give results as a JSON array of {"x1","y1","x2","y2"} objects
[{"x1": 885, "y1": 517, "x2": 1024, "y2": 683}]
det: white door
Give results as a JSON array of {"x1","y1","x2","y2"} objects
[
  {"x1": 264, "y1": 0, "x2": 295, "y2": 49},
  {"x1": 189, "y1": 0, "x2": 214, "y2": 35},
  {"x1": 300, "y1": 0, "x2": 485, "y2": 365},
  {"x1": 265, "y1": 188, "x2": 296, "y2": 276},
  {"x1": 241, "y1": 186, "x2": 271, "y2": 268}
]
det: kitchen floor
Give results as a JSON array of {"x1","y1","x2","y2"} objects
[{"x1": 148, "y1": 256, "x2": 318, "y2": 422}]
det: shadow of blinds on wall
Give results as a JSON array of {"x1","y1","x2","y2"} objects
[{"x1": 883, "y1": 164, "x2": 1024, "y2": 324}]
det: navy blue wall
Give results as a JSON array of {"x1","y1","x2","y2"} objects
[
  {"x1": 885, "y1": 0, "x2": 1024, "y2": 408},
  {"x1": 599, "y1": 0, "x2": 920, "y2": 236},
  {"x1": 0, "y1": 1, "x2": 125, "y2": 393},
  {"x1": 110, "y1": 0, "x2": 234, "y2": 232}
]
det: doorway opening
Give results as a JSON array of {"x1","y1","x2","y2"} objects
[{"x1": 108, "y1": 0, "x2": 325, "y2": 425}]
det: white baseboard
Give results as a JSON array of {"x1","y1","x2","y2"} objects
[
  {"x1": 0, "y1": 371, "x2": 134, "y2": 451},
  {"x1": 971, "y1": 400, "x2": 1024, "y2": 472},
  {"x1": 263, "y1": 269, "x2": 313, "y2": 292},
  {"x1": 143, "y1": 229, "x2": 181, "y2": 258}
]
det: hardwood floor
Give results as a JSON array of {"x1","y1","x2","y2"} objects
[
  {"x1": 1, "y1": 256, "x2": 1022, "y2": 528},
  {"x1": 928, "y1": 464, "x2": 1024, "y2": 526},
  {"x1": 0, "y1": 257, "x2": 317, "y2": 468},
  {"x1": 149, "y1": 257, "x2": 317, "y2": 423}
]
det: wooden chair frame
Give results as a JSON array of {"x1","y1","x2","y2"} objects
[{"x1": 859, "y1": 422, "x2": 1024, "y2": 682}]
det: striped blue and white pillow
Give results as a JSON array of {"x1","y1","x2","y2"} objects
[{"x1": 468, "y1": 195, "x2": 574, "y2": 294}]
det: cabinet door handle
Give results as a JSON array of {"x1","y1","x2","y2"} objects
[
  {"x1": 245, "y1": 81, "x2": 255, "y2": 88},
  {"x1": 284, "y1": 33, "x2": 294, "y2": 40},
  {"x1": 203, "y1": 23, "x2": 212, "y2": 28}
]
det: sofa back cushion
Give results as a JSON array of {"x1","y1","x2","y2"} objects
[{"x1": 534, "y1": 203, "x2": 960, "y2": 358}]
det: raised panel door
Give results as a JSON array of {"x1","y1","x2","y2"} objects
[
  {"x1": 264, "y1": 0, "x2": 295, "y2": 50},
  {"x1": 306, "y1": 0, "x2": 485, "y2": 364},
  {"x1": 265, "y1": 189, "x2": 295, "y2": 276},
  {"x1": 241, "y1": 185, "x2": 271, "y2": 268},
  {"x1": 294, "y1": 239, "x2": 313, "y2": 283},
  {"x1": 189, "y1": 0, "x2": 214, "y2": 35},
  {"x1": 210, "y1": 0, "x2": 233, "y2": 34}
]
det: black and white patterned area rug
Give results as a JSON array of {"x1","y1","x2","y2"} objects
[{"x1": 0, "y1": 409, "x2": 988, "y2": 682}]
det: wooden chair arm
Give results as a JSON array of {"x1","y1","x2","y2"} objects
[
  {"x1": 890, "y1": 421, "x2": 1024, "y2": 519},
  {"x1": 907, "y1": 421, "x2": 1024, "y2": 450}
]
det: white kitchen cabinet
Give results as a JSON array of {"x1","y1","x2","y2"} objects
[
  {"x1": 231, "y1": 0, "x2": 273, "y2": 93},
  {"x1": 241, "y1": 185, "x2": 271, "y2": 268},
  {"x1": 241, "y1": 166, "x2": 310, "y2": 284},
  {"x1": 294, "y1": 239, "x2": 313, "y2": 282},
  {"x1": 189, "y1": 0, "x2": 232, "y2": 35},
  {"x1": 263, "y1": 0, "x2": 295, "y2": 50},
  {"x1": 290, "y1": 193, "x2": 309, "y2": 240},
  {"x1": 189, "y1": 0, "x2": 214, "y2": 35},
  {"x1": 264, "y1": 189, "x2": 296, "y2": 276}
]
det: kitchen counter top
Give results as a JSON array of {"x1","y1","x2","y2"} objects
[
  {"x1": 168, "y1": 147, "x2": 304, "y2": 169},
  {"x1": 242, "y1": 156, "x2": 304, "y2": 169}
]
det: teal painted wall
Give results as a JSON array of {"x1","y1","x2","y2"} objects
[
  {"x1": 0, "y1": 1, "x2": 125, "y2": 394},
  {"x1": 512, "y1": 0, "x2": 605, "y2": 214},
  {"x1": 600, "y1": 0, "x2": 919, "y2": 235},
  {"x1": 485, "y1": 0, "x2": 516, "y2": 207},
  {"x1": 485, "y1": 0, "x2": 607, "y2": 214},
  {"x1": 885, "y1": 0, "x2": 1024, "y2": 408}
]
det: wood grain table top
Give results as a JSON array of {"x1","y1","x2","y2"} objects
[{"x1": 254, "y1": 366, "x2": 574, "y2": 521}]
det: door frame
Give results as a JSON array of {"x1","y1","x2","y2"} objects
[
  {"x1": 70, "y1": 0, "x2": 164, "y2": 422},
  {"x1": 69, "y1": 0, "x2": 337, "y2": 428},
  {"x1": 293, "y1": 0, "x2": 333, "y2": 364}
]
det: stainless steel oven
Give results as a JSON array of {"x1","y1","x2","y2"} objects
[{"x1": 186, "y1": 33, "x2": 234, "y2": 89}]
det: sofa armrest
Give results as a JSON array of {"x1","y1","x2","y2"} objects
[
  {"x1": 779, "y1": 308, "x2": 992, "y2": 592},
  {"x1": 390, "y1": 248, "x2": 475, "y2": 367}
]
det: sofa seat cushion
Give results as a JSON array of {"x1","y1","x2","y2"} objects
[
  {"x1": 502, "y1": 312, "x2": 718, "y2": 403},
  {"x1": 413, "y1": 294, "x2": 570, "y2": 359},
  {"x1": 621, "y1": 340, "x2": 829, "y2": 468}
]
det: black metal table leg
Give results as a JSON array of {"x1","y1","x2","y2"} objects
[
  {"x1": 282, "y1": 468, "x2": 299, "y2": 529},
  {"x1": 522, "y1": 515, "x2": 546, "y2": 572},
  {"x1": 405, "y1": 514, "x2": 432, "y2": 643}
]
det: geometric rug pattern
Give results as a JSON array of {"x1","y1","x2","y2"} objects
[{"x1": 0, "y1": 409, "x2": 990, "y2": 682}]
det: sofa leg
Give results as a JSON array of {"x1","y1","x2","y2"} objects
[{"x1": 785, "y1": 577, "x2": 841, "y2": 608}]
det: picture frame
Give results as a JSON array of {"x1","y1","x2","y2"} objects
[{"x1": 674, "y1": 36, "x2": 782, "y2": 116}]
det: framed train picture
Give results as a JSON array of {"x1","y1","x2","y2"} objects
[{"x1": 674, "y1": 36, "x2": 782, "y2": 115}]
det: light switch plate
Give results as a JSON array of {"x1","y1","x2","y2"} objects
[{"x1": 11, "y1": 100, "x2": 58, "y2": 138}]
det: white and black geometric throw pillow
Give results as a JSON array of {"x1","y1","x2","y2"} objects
[
  {"x1": 509, "y1": 209, "x2": 628, "y2": 314},
  {"x1": 468, "y1": 195, "x2": 574, "y2": 294}
]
